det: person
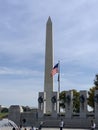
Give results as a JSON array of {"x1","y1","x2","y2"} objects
[
  {"x1": 39, "y1": 121, "x2": 43, "y2": 130},
  {"x1": 91, "y1": 120, "x2": 96, "y2": 130},
  {"x1": 59, "y1": 119, "x2": 64, "y2": 130},
  {"x1": 12, "y1": 127, "x2": 16, "y2": 130},
  {"x1": 18, "y1": 125, "x2": 22, "y2": 130},
  {"x1": 31, "y1": 126, "x2": 34, "y2": 130}
]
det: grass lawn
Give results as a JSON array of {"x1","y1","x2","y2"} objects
[{"x1": 0, "y1": 113, "x2": 8, "y2": 119}]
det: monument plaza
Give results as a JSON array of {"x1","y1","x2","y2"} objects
[{"x1": 8, "y1": 17, "x2": 98, "y2": 129}]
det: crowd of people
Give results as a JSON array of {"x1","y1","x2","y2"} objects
[{"x1": 12, "y1": 119, "x2": 96, "y2": 130}]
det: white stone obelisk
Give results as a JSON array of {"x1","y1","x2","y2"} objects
[{"x1": 44, "y1": 16, "x2": 53, "y2": 114}]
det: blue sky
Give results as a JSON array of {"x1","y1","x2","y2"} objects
[{"x1": 0, "y1": 0, "x2": 98, "y2": 108}]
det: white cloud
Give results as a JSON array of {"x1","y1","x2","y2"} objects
[{"x1": 0, "y1": 0, "x2": 98, "y2": 107}]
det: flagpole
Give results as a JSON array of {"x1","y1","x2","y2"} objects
[
  {"x1": 58, "y1": 60, "x2": 60, "y2": 93},
  {"x1": 58, "y1": 60, "x2": 60, "y2": 114}
]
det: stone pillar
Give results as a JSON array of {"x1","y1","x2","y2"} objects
[
  {"x1": 65, "y1": 90, "x2": 73, "y2": 118},
  {"x1": 79, "y1": 90, "x2": 87, "y2": 118},
  {"x1": 94, "y1": 90, "x2": 98, "y2": 118},
  {"x1": 8, "y1": 105, "x2": 23, "y2": 126},
  {"x1": 38, "y1": 92, "x2": 46, "y2": 118},
  {"x1": 51, "y1": 92, "x2": 59, "y2": 117}
]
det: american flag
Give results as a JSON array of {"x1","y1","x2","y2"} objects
[{"x1": 51, "y1": 63, "x2": 59, "y2": 76}]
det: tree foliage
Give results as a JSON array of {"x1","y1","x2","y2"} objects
[
  {"x1": 88, "y1": 74, "x2": 98, "y2": 109},
  {"x1": 88, "y1": 86, "x2": 96, "y2": 109},
  {"x1": 22, "y1": 106, "x2": 31, "y2": 112},
  {"x1": 73, "y1": 90, "x2": 80, "y2": 113},
  {"x1": 59, "y1": 91, "x2": 66, "y2": 109},
  {"x1": 60, "y1": 75, "x2": 98, "y2": 111},
  {"x1": 1, "y1": 108, "x2": 8, "y2": 113},
  {"x1": 59, "y1": 89, "x2": 80, "y2": 113},
  {"x1": 94, "y1": 74, "x2": 98, "y2": 86}
]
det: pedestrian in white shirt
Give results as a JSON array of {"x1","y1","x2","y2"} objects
[
  {"x1": 59, "y1": 119, "x2": 64, "y2": 130},
  {"x1": 91, "y1": 120, "x2": 96, "y2": 130}
]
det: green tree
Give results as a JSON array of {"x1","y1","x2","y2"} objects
[
  {"x1": 88, "y1": 74, "x2": 98, "y2": 109},
  {"x1": 94, "y1": 74, "x2": 98, "y2": 86},
  {"x1": 1, "y1": 108, "x2": 8, "y2": 113},
  {"x1": 59, "y1": 91, "x2": 66, "y2": 109},
  {"x1": 73, "y1": 90, "x2": 80, "y2": 113},
  {"x1": 59, "y1": 89, "x2": 80, "y2": 113},
  {"x1": 88, "y1": 86, "x2": 95, "y2": 109},
  {"x1": 22, "y1": 106, "x2": 31, "y2": 112}
]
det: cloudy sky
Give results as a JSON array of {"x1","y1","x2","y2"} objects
[{"x1": 0, "y1": 0, "x2": 98, "y2": 108}]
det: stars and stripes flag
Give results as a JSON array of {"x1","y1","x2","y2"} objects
[
  {"x1": 51, "y1": 61, "x2": 60, "y2": 92},
  {"x1": 51, "y1": 63, "x2": 59, "y2": 77}
]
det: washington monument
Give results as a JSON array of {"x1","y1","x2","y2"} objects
[
  {"x1": 44, "y1": 16, "x2": 54, "y2": 114},
  {"x1": 38, "y1": 17, "x2": 59, "y2": 115}
]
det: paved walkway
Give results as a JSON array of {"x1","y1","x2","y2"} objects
[
  {"x1": 42, "y1": 128, "x2": 90, "y2": 130},
  {"x1": 23, "y1": 127, "x2": 91, "y2": 130},
  {"x1": 0, "y1": 127, "x2": 91, "y2": 130}
]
